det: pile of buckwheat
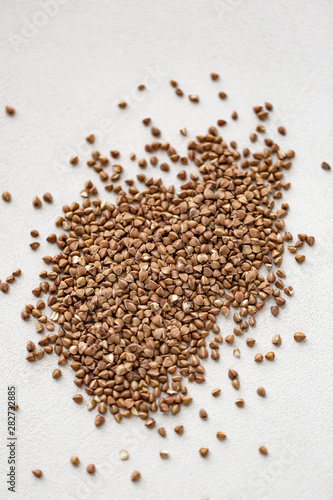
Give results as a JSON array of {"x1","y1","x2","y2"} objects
[{"x1": 17, "y1": 76, "x2": 314, "y2": 471}]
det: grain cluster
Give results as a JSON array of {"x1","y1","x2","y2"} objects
[{"x1": 21, "y1": 118, "x2": 307, "y2": 424}]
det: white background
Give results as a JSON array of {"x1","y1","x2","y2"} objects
[{"x1": 0, "y1": 1, "x2": 333, "y2": 499}]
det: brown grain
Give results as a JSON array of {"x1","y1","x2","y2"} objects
[
  {"x1": 216, "y1": 431, "x2": 226, "y2": 441},
  {"x1": 131, "y1": 471, "x2": 141, "y2": 482},
  {"x1": 70, "y1": 456, "x2": 80, "y2": 466},
  {"x1": 43, "y1": 193, "x2": 53, "y2": 203},
  {"x1": 294, "y1": 332, "x2": 306, "y2": 342},
  {"x1": 5, "y1": 105, "x2": 15, "y2": 115},
  {"x1": 87, "y1": 464, "x2": 96, "y2": 474},
  {"x1": 199, "y1": 448, "x2": 209, "y2": 458},
  {"x1": 257, "y1": 387, "x2": 266, "y2": 397},
  {"x1": 32, "y1": 196, "x2": 42, "y2": 208},
  {"x1": 2, "y1": 191, "x2": 11, "y2": 202},
  {"x1": 235, "y1": 398, "x2": 244, "y2": 408}
]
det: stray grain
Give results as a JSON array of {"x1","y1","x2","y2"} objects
[
  {"x1": 2, "y1": 191, "x2": 11, "y2": 202},
  {"x1": 52, "y1": 369, "x2": 61, "y2": 379},
  {"x1": 87, "y1": 464, "x2": 96, "y2": 474},
  {"x1": 216, "y1": 432, "x2": 226, "y2": 441},
  {"x1": 199, "y1": 448, "x2": 209, "y2": 458},
  {"x1": 119, "y1": 450, "x2": 129, "y2": 461},
  {"x1": 32, "y1": 196, "x2": 42, "y2": 208},
  {"x1": 321, "y1": 162, "x2": 331, "y2": 171},
  {"x1": 294, "y1": 332, "x2": 306, "y2": 342},
  {"x1": 5, "y1": 105, "x2": 15, "y2": 115},
  {"x1": 272, "y1": 335, "x2": 281, "y2": 346},
  {"x1": 257, "y1": 387, "x2": 266, "y2": 397},
  {"x1": 235, "y1": 398, "x2": 244, "y2": 407},
  {"x1": 131, "y1": 471, "x2": 141, "y2": 482},
  {"x1": 43, "y1": 193, "x2": 53, "y2": 203},
  {"x1": 259, "y1": 446, "x2": 268, "y2": 455},
  {"x1": 70, "y1": 456, "x2": 80, "y2": 466}
]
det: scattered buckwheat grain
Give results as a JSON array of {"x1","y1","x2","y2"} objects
[
  {"x1": 43, "y1": 193, "x2": 53, "y2": 203},
  {"x1": 32, "y1": 196, "x2": 42, "y2": 208},
  {"x1": 235, "y1": 398, "x2": 244, "y2": 407},
  {"x1": 216, "y1": 432, "x2": 226, "y2": 441},
  {"x1": 131, "y1": 471, "x2": 141, "y2": 482},
  {"x1": 2, "y1": 191, "x2": 11, "y2": 202},
  {"x1": 119, "y1": 450, "x2": 129, "y2": 461},
  {"x1": 70, "y1": 456, "x2": 80, "y2": 466},
  {"x1": 321, "y1": 161, "x2": 331, "y2": 171},
  {"x1": 5, "y1": 105, "x2": 15, "y2": 115},
  {"x1": 86, "y1": 464, "x2": 96, "y2": 474},
  {"x1": 272, "y1": 335, "x2": 281, "y2": 346},
  {"x1": 294, "y1": 332, "x2": 306, "y2": 342}
]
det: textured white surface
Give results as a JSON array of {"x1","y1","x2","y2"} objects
[{"x1": 0, "y1": 1, "x2": 333, "y2": 499}]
